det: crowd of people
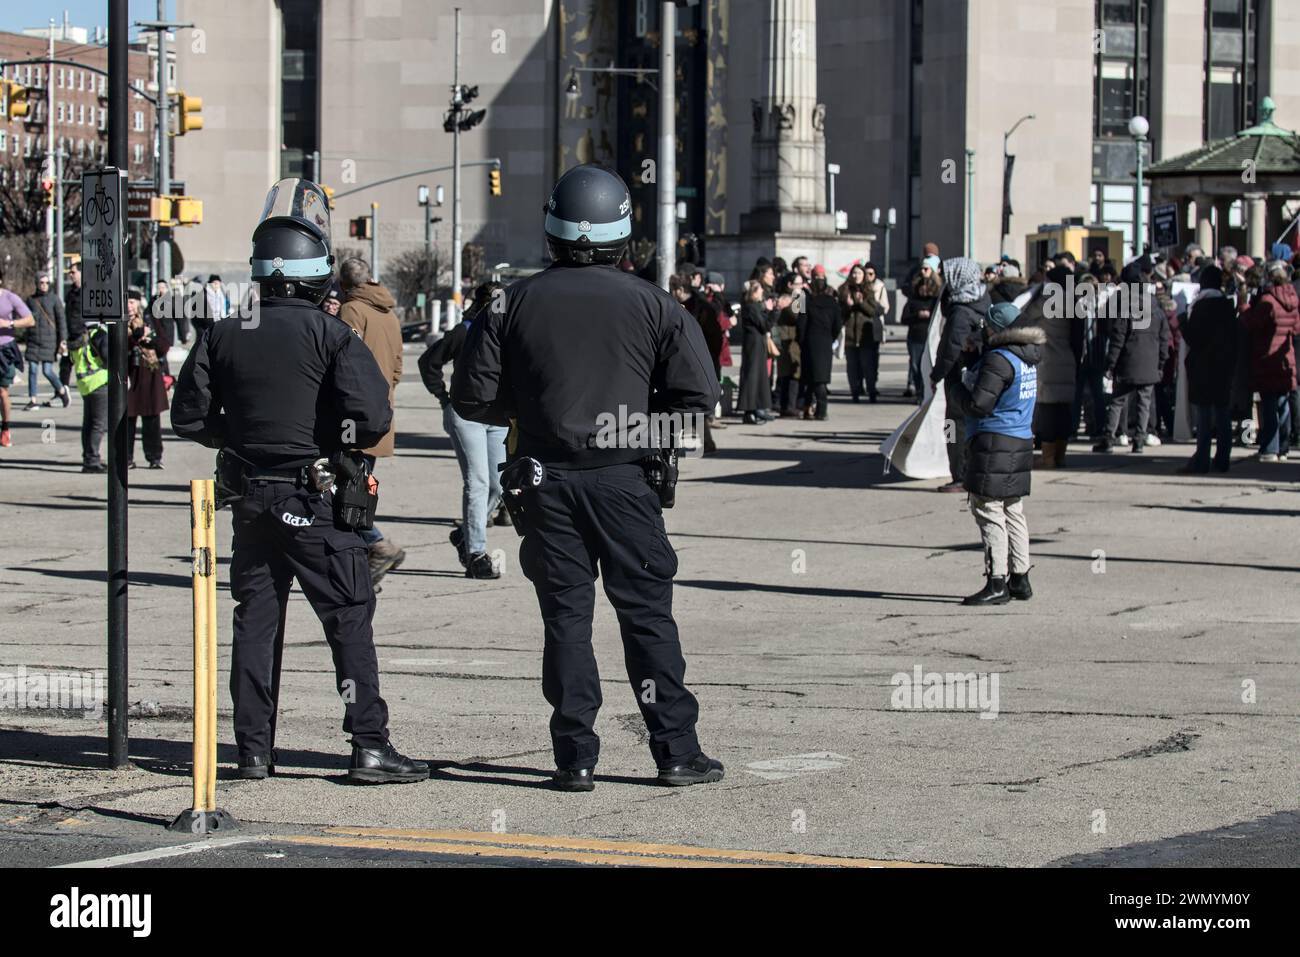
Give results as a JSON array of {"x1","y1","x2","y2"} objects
[{"x1": 4, "y1": 231, "x2": 1297, "y2": 603}]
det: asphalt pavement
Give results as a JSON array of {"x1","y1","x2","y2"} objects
[{"x1": 1, "y1": 339, "x2": 1297, "y2": 868}]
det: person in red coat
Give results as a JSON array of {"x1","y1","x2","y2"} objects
[
  {"x1": 125, "y1": 293, "x2": 172, "y2": 469},
  {"x1": 1242, "y1": 261, "x2": 1300, "y2": 461}
]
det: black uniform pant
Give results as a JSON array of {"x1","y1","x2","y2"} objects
[
  {"x1": 80, "y1": 388, "x2": 108, "y2": 467},
  {"x1": 943, "y1": 379, "x2": 968, "y2": 483},
  {"x1": 229, "y1": 480, "x2": 389, "y2": 757},
  {"x1": 127, "y1": 415, "x2": 164, "y2": 465},
  {"x1": 518, "y1": 463, "x2": 701, "y2": 771}
]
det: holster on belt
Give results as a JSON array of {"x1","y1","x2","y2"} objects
[
  {"x1": 639, "y1": 448, "x2": 680, "y2": 509},
  {"x1": 333, "y1": 453, "x2": 378, "y2": 531},
  {"x1": 498, "y1": 457, "x2": 545, "y2": 537}
]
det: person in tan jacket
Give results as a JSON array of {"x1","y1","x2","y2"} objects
[{"x1": 337, "y1": 258, "x2": 406, "y2": 587}]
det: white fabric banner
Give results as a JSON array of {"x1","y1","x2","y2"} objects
[{"x1": 880, "y1": 304, "x2": 952, "y2": 479}]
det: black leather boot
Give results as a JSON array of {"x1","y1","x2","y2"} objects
[
  {"x1": 236, "y1": 754, "x2": 274, "y2": 780},
  {"x1": 1008, "y1": 571, "x2": 1033, "y2": 601},
  {"x1": 963, "y1": 577, "x2": 1011, "y2": 606},
  {"x1": 552, "y1": 768, "x2": 596, "y2": 792},
  {"x1": 348, "y1": 743, "x2": 429, "y2": 784},
  {"x1": 658, "y1": 754, "x2": 725, "y2": 787}
]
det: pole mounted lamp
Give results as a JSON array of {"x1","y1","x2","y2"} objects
[
  {"x1": 1001, "y1": 113, "x2": 1035, "y2": 259},
  {"x1": 1129, "y1": 115, "x2": 1150, "y2": 261}
]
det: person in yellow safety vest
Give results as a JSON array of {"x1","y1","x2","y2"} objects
[{"x1": 74, "y1": 321, "x2": 110, "y2": 474}]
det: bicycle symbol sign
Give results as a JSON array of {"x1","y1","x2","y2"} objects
[{"x1": 81, "y1": 169, "x2": 125, "y2": 321}]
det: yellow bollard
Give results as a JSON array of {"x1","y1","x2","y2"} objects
[{"x1": 169, "y1": 479, "x2": 235, "y2": 833}]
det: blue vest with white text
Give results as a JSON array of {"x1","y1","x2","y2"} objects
[{"x1": 966, "y1": 348, "x2": 1036, "y2": 440}]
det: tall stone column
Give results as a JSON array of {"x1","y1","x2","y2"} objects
[
  {"x1": 741, "y1": 0, "x2": 834, "y2": 234},
  {"x1": 1194, "y1": 194, "x2": 1214, "y2": 253},
  {"x1": 1245, "y1": 193, "x2": 1268, "y2": 258}
]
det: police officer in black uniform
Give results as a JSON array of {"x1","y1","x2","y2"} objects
[
  {"x1": 452, "y1": 165, "x2": 724, "y2": 791},
  {"x1": 171, "y1": 178, "x2": 427, "y2": 785}
]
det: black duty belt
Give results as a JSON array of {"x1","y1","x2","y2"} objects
[{"x1": 245, "y1": 468, "x2": 311, "y2": 486}]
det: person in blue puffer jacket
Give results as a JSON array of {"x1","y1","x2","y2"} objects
[{"x1": 946, "y1": 301, "x2": 1047, "y2": 607}]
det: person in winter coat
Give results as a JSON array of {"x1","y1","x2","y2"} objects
[
  {"x1": 989, "y1": 261, "x2": 1028, "y2": 305},
  {"x1": 60, "y1": 263, "x2": 84, "y2": 390},
  {"x1": 24, "y1": 274, "x2": 70, "y2": 410},
  {"x1": 902, "y1": 256, "x2": 942, "y2": 400},
  {"x1": 1026, "y1": 265, "x2": 1084, "y2": 468},
  {"x1": 773, "y1": 274, "x2": 804, "y2": 417},
  {"x1": 338, "y1": 258, "x2": 408, "y2": 583},
  {"x1": 124, "y1": 294, "x2": 171, "y2": 469},
  {"x1": 1178, "y1": 265, "x2": 1238, "y2": 473},
  {"x1": 931, "y1": 258, "x2": 992, "y2": 492},
  {"x1": 798, "y1": 266, "x2": 844, "y2": 420},
  {"x1": 1242, "y1": 261, "x2": 1300, "y2": 461},
  {"x1": 947, "y1": 301, "x2": 1045, "y2": 606},
  {"x1": 418, "y1": 282, "x2": 509, "y2": 579},
  {"x1": 1095, "y1": 262, "x2": 1170, "y2": 453},
  {"x1": 738, "y1": 280, "x2": 775, "y2": 425},
  {"x1": 839, "y1": 264, "x2": 880, "y2": 403},
  {"x1": 0, "y1": 276, "x2": 35, "y2": 449}
]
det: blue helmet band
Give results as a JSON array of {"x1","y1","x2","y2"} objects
[
  {"x1": 545, "y1": 211, "x2": 631, "y2": 245},
  {"x1": 251, "y1": 256, "x2": 333, "y2": 279}
]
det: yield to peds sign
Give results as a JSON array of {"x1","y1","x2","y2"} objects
[{"x1": 82, "y1": 167, "x2": 127, "y2": 321}]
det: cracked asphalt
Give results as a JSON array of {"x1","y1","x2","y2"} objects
[{"x1": 1, "y1": 342, "x2": 1297, "y2": 867}]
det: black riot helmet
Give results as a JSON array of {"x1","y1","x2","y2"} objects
[
  {"x1": 250, "y1": 178, "x2": 336, "y2": 303},
  {"x1": 543, "y1": 164, "x2": 633, "y2": 266}
]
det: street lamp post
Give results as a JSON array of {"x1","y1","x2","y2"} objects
[
  {"x1": 1129, "y1": 115, "x2": 1150, "y2": 261},
  {"x1": 657, "y1": 1, "x2": 676, "y2": 290},
  {"x1": 1001, "y1": 113, "x2": 1035, "y2": 259}
]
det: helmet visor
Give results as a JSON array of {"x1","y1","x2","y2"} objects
[{"x1": 257, "y1": 178, "x2": 333, "y2": 251}]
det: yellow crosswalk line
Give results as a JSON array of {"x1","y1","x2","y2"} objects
[
  {"x1": 280, "y1": 834, "x2": 755, "y2": 868},
  {"x1": 310, "y1": 826, "x2": 938, "y2": 867}
]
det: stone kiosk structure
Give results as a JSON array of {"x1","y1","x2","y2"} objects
[
  {"x1": 1147, "y1": 98, "x2": 1300, "y2": 259},
  {"x1": 707, "y1": 0, "x2": 873, "y2": 289}
]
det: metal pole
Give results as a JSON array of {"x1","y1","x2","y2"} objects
[
  {"x1": 656, "y1": 1, "x2": 676, "y2": 290},
  {"x1": 1000, "y1": 136, "x2": 1009, "y2": 260},
  {"x1": 55, "y1": 149, "x2": 64, "y2": 284},
  {"x1": 371, "y1": 202, "x2": 380, "y2": 281},
  {"x1": 107, "y1": 0, "x2": 130, "y2": 771},
  {"x1": 47, "y1": 20, "x2": 56, "y2": 276},
  {"x1": 884, "y1": 225, "x2": 891, "y2": 280},
  {"x1": 965, "y1": 149, "x2": 975, "y2": 258},
  {"x1": 156, "y1": 3, "x2": 171, "y2": 285},
  {"x1": 1134, "y1": 135, "x2": 1145, "y2": 259},
  {"x1": 451, "y1": 7, "x2": 462, "y2": 312}
]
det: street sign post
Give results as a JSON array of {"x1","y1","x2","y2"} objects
[
  {"x1": 82, "y1": 168, "x2": 127, "y2": 320},
  {"x1": 1152, "y1": 202, "x2": 1180, "y2": 252}
]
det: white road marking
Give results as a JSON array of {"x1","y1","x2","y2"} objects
[
  {"x1": 56, "y1": 835, "x2": 262, "y2": 868},
  {"x1": 744, "y1": 752, "x2": 851, "y2": 781}
]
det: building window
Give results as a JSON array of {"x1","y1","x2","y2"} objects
[
  {"x1": 1204, "y1": 0, "x2": 1259, "y2": 140},
  {"x1": 99, "y1": 75, "x2": 106, "y2": 96},
  {"x1": 79, "y1": 103, "x2": 85, "y2": 125},
  {"x1": 99, "y1": 108, "x2": 106, "y2": 130},
  {"x1": 279, "y1": 0, "x2": 321, "y2": 180},
  {"x1": 133, "y1": 110, "x2": 145, "y2": 132},
  {"x1": 58, "y1": 102, "x2": 65, "y2": 123},
  {"x1": 0, "y1": 131, "x2": 6, "y2": 152}
]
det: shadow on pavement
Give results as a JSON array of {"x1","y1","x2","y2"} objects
[
  {"x1": 430, "y1": 760, "x2": 657, "y2": 790},
  {"x1": 677, "y1": 578, "x2": 959, "y2": 603},
  {"x1": 1048, "y1": 810, "x2": 1300, "y2": 867}
]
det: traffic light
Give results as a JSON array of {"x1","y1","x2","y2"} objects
[
  {"x1": 4, "y1": 81, "x2": 30, "y2": 121},
  {"x1": 489, "y1": 167, "x2": 502, "y2": 198},
  {"x1": 175, "y1": 91, "x2": 203, "y2": 135},
  {"x1": 41, "y1": 176, "x2": 54, "y2": 207},
  {"x1": 174, "y1": 197, "x2": 203, "y2": 226},
  {"x1": 349, "y1": 216, "x2": 372, "y2": 240}
]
